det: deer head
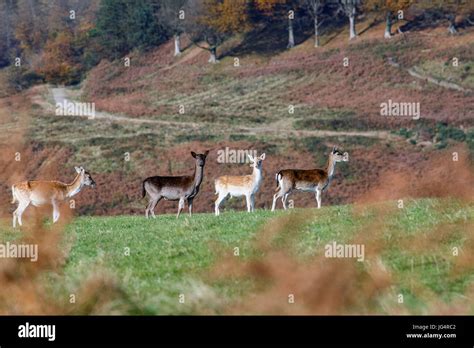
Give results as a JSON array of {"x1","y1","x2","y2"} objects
[
  {"x1": 331, "y1": 146, "x2": 349, "y2": 162},
  {"x1": 191, "y1": 151, "x2": 209, "y2": 167},
  {"x1": 75, "y1": 166, "x2": 96, "y2": 188},
  {"x1": 247, "y1": 153, "x2": 266, "y2": 169}
]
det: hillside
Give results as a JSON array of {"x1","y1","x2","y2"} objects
[{"x1": 0, "y1": 20, "x2": 473, "y2": 218}]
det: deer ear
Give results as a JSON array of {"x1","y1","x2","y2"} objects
[
  {"x1": 204, "y1": 150, "x2": 209, "y2": 157},
  {"x1": 260, "y1": 153, "x2": 266, "y2": 160},
  {"x1": 247, "y1": 154, "x2": 254, "y2": 162},
  {"x1": 332, "y1": 146, "x2": 337, "y2": 153},
  {"x1": 191, "y1": 151, "x2": 197, "y2": 158}
]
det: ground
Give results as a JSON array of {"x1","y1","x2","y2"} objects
[
  {"x1": 1, "y1": 199, "x2": 470, "y2": 315},
  {"x1": 1, "y1": 22, "x2": 473, "y2": 216},
  {"x1": 0, "y1": 18, "x2": 473, "y2": 315}
]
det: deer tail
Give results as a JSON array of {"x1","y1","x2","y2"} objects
[{"x1": 275, "y1": 172, "x2": 282, "y2": 191}]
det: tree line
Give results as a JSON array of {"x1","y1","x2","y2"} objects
[{"x1": 0, "y1": 0, "x2": 472, "y2": 87}]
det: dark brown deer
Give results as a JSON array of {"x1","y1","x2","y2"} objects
[
  {"x1": 142, "y1": 151, "x2": 209, "y2": 218},
  {"x1": 271, "y1": 147, "x2": 348, "y2": 211}
]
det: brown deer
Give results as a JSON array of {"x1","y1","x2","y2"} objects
[
  {"x1": 142, "y1": 151, "x2": 209, "y2": 219},
  {"x1": 214, "y1": 153, "x2": 266, "y2": 216},
  {"x1": 271, "y1": 147, "x2": 348, "y2": 211},
  {"x1": 11, "y1": 166, "x2": 96, "y2": 227}
]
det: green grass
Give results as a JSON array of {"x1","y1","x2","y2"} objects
[
  {"x1": 2, "y1": 198, "x2": 471, "y2": 315},
  {"x1": 415, "y1": 60, "x2": 474, "y2": 90}
]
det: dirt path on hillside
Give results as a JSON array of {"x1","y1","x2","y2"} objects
[
  {"x1": 45, "y1": 87, "x2": 394, "y2": 140},
  {"x1": 386, "y1": 58, "x2": 472, "y2": 93},
  {"x1": 50, "y1": 87, "x2": 202, "y2": 128}
]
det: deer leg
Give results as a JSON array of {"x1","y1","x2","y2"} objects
[
  {"x1": 150, "y1": 197, "x2": 162, "y2": 219},
  {"x1": 12, "y1": 206, "x2": 18, "y2": 228},
  {"x1": 282, "y1": 193, "x2": 290, "y2": 210},
  {"x1": 245, "y1": 194, "x2": 252, "y2": 213},
  {"x1": 316, "y1": 189, "x2": 321, "y2": 209},
  {"x1": 14, "y1": 200, "x2": 30, "y2": 227},
  {"x1": 176, "y1": 198, "x2": 185, "y2": 219},
  {"x1": 12, "y1": 203, "x2": 19, "y2": 228},
  {"x1": 215, "y1": 192, "x2": 227, "y2": 216},
  {"x1": 52, "y1": 200, "x2": 60, "y2": 223},
  {"x1": 187, "y1": 198, "x2": 193, "y2": 217},
  {"x1": 250, "y1": 194, "x2": 255, "y2": 212},
  {"x1": 272, "y1": 190, "x2": 284, "y2": 212},
  {"x1": 145, "y1": 199, "x2": 152, "y2": 218},
  {"x1": 145, "y1": 196, "x2": 159, "y2": 219}
]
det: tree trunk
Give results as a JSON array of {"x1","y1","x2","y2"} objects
[
  {"x1": 174, "y1": 34, "x2": 181, "y2": 56},
  {"x1": 447, "y1": 15, "x2": 458, "y2": 34},
  {"x1": 5, "y1": 0, "x2": 11, "y2": 49},
  {"x1": 287, "y1": 17, "x2": 295, "y2": 48},
  {"x1": 208, "y1": 46, "x2": 218, "y2": 63},
  {"x1": 314, "y1": 16, "x2": 320, "y2": 47},
  {"x1": 384, "y1": 11, "x2": 392, "y2": 39},
  {"x1": 349, "y1": 9, "x2": 357, "y2": 40}
]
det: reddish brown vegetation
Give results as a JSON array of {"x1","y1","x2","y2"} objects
[
  {"x1": 2, "y1": 136, "x2": 471, "y2": 218},
  {"x1": 0, "y1": 96, "x2": 138, "y2": 315},
  {"x1": 84, "y1": 28, "x2": 474, "y2": 126},
  {"x1": 206, "y1": 148, "x2": 473, "y2": 315},
  {"x1": 209, "y1": 210, "x2": 391, "y2": 314}
]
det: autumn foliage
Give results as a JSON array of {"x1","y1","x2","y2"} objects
[
  {"x1": 38, "y1": 32, "x2": 78, "y2": 85},
  {"x1": 201, "y1": 0, "x2": 250, "y2": 34}
]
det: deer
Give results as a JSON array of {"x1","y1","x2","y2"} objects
[
  {"x1": 142, "y1": 151, "x2": 209, "y2": 219},
  {"x1": 11, "y1": 166, "x2": 96, "y2": 228},
  {"x1": 271, "y1": 147, "x2": 348, "y2": 211},
  {"x1": 214, "y1": 153, "x2": 266, "y2": 216}
]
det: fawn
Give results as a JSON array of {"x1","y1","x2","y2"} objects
[
  {"x1": 11, "y1": 166, "x2": 96, "y2": 227},
  {"x1": 214, "y1": 153, "x2": 266, "y2": 216}
]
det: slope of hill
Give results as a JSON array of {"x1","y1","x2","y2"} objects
[
  {"x1": 0, "y1": 20, "x2": 472, "y2": 217},
  {"x1": 83, "y1": 22, "x2": 474, "y2": 124}
]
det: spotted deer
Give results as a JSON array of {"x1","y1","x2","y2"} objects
[
  {"x1": 11, "y1": 166, "x2": 96, "y2": 227},
  {"x1": 214, "y1": 153, "x2": 266, "y2": 216},
  {"x1": 142, "y1": 151, "x2": 209, "y2": 219},
  {"x1": 272, "y1": 147, "x2": 348, "y2": 211}
]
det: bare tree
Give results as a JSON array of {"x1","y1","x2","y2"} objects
[
  {"x1": 305, "y1": 0, "x2": 326, "y2": 47},
  {"x1": 159, "y1": 0, "x2": 188, "y2": 56},
  {"x1": 184, "y1": 0, "x2": 223, "y2": 63},
  {"x1": 339, "y1": 0, "x2": 360, "y2": 40}
]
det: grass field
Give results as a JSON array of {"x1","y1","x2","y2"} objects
[
  {"x1": 0, "y1": 19, "x2": 473, "y2": 316},
  {"x1": 1, "y1": 23, "x2": 472, "y2": 217},
  {"x1": 2, "y1": 198, "x2": 470, "y2": 315}
]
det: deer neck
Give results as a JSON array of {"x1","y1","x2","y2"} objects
[
  {"x1": 252, "y1": 165, "x2": 263, "y2": 186},
  {"x1": 66, "y1": 173, "x2": 84, "y2": 197},
  {"x1": 193, "y1": 164, "x2": 204, "y2": 188},
  {"x1": 326, "y1": 155, "x2": 337, "y2": 178}
]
